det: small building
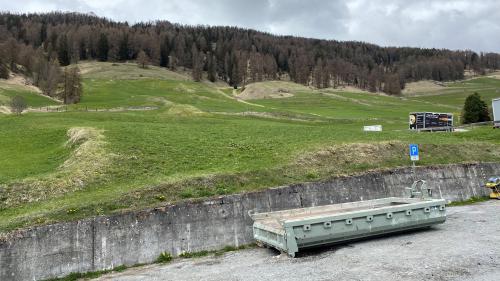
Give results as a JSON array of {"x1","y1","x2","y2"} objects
[{"x1": 409, "y1": 112, "x2": 453, "y2": 131}]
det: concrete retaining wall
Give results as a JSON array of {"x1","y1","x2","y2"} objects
[{"x1": 1, "y1": 163, "x2": 498, "y2": 281}]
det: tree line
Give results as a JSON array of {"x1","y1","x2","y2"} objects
[{"x1": 1, "y1": 12, "x2": 500, "y2": 96}]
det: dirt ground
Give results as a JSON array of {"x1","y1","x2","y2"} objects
[
  {"x1": 402, "y1": 80, "x2": 448, "y2": 96},
  {"x1": 96, "y1": 201, "x2": 500, "y2": 281},
  {"x1": 237, "y1": 81, "x2": 308, "y2": 100}
]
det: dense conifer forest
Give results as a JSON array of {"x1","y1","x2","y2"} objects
[{"x1": 1, "y1": 12, "x2": 500, "y2": 95}]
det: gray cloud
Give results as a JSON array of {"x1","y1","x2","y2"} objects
[{"x1": 1, "y1": 0, "x2": 499, "y2": 52}]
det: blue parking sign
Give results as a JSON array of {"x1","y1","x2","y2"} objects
[{"x1": 409, "y1": 144, "x2": 419, "y2": 161}]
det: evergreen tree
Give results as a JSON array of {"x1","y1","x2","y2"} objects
[
  {"x1": 207, "y1": 53, "x2": 217, "y2": 82},
  {"x1": 462, "y1": 92, "x2": 491, "y2": 124},
  {"x1": 191, "y1": 45, "x2": 203, "y2": 82},
  {"x1": 160, "y1": 36, "x2": 170, "y2": 67},
  {"x1": 97, "y1": 33, "x2": 109, "y2": 61},
  {"x1": 118, "y1": 34, "x2": 129, "y2": 61},
  {"x1": 2, "y1": 12, "x2": 500, "y2": 93},
  {"x1": 79, "y1": 40, "x2": 87, "y2": 60},
  {"x1": 0, "y1": 53, "x2": 9, "y2": 79},
  {"x1": 40, "y1": 22, "x2": 47, "y2": 45},
  {"x1": 57, "y1": 34, "x2": 71, "y2": 66}
]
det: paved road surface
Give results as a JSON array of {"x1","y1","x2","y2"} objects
[{"x1": 96, "y1": 201, "x2": 500, "y2": 281}]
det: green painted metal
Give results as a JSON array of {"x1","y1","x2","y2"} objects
[{"x1": 250, "y1": 182, "x2": 446, "y2": 257}]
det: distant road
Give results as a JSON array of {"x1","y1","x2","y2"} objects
[{"x1": 97, "y1": 201, "x2": 500, "y2": 281}]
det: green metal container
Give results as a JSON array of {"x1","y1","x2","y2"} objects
[{"x1": 250, "y1": 194, "x2": 446, "y2": 257}]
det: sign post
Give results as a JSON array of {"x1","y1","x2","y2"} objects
[{"x1": 409, "y1": 144, "x2": 419, "y2": 174}]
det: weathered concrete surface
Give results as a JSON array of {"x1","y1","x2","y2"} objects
[
  {"x1": 95, "y1": 201, "x2": 500, "y2": 281},
  {"x1": 0, "y1": 163, "x2": 498, "y2": 281}
]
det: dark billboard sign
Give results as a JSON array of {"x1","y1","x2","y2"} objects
[{"x1": 409, "y1": 112, "x2": 453, "y2": 130}]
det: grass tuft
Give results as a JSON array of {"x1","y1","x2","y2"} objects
[
  {"x1": 156, "y1": 252, "x2": 173, "y2": 263},
  {"x1": 447, "y1": 196, "x2": 490, "y2": 206}
]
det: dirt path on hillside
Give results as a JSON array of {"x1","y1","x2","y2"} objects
[{"x1": 11, "y1": 105, "x2": 160, "y2": 114}]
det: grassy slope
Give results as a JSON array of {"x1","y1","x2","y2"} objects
[
  {"x1": 408, "y1": 77, "x2": 500, "y2": 110},
  {"x1": 0, "y1": 82, "x2": 58, "y2": 108},
  {"x1": 1, "y1": 62, "x2": 499, "y2": 233}
]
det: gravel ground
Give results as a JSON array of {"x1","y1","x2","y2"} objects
[{"x1": 96, "y1": 201, "x2": 500, "y2": 281}]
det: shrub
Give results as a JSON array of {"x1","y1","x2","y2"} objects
[
  {"x1": 156, "y1": 252, "x2": 172, "y2": 263},
  {"x1": 10, "y1": 95, "x2": 27, "y2": 115},
  {"x1": 462, "y1": 92, "x2": 490, "y2": 124},
  {"x1": 179, "y1": 250, "x2": 209, "y2": 258},
  {"x1": 155, "y1": 195, "x2": 166, "y2": 201}
]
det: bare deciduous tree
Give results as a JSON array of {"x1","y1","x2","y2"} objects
[
  {"x1": 10, "y1": 95, "x2": 27, "y2": 115},
  {"x1": 137, "y1": 50, "x2": 150, "y2": 69},
  {"x1": 62, "y1": 66, "x2": 82, "y2": 104}
]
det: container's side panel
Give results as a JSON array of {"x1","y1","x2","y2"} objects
[{"x1": 493, "y1": 99, "x2": 500, "y2": 123}]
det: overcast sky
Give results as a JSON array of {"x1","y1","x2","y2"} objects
[{"x1": 2, "y1": 0, "x2": 500, "y2": 52}]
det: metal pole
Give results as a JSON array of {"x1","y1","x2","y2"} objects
[{"x1": 411, "y1": 160, "x2": 416, "y2": 182}]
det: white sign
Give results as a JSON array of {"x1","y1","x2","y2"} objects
[{"x1": 363, "y1": 125, "x2": 382, "y2": 132}]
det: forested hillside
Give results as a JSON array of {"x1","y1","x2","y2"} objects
[{"x1": 1, "y1": 12, "x2": 500, "y2": 96}]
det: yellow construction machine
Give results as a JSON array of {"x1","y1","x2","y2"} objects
[{"x1": 485, "y1": 177, "x2": 500, "y2": 199}]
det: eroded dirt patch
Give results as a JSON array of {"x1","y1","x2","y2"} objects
[
  {"x1": 402, "y1": 80, "x2": 449, "y2": 96},
  {"x1": 0, "y1": 74, "x2": 42, "y2": 93},
  {"x1": 238, "y1": 81, "x2": 311, "y2": 100}
]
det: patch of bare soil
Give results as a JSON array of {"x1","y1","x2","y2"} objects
[
  {"x1": 402, "y1": 80, "x2": 447, "y2": 96},
  {"x1": 324, "y1": 85, "x2": 375, "y2": 94},
  {"x1": 0, "y1": 106, "x2": 11, "y2": 114},
  {"x1": 237, "y1": 81, "x2": 311, "y2": 100},
  {"x1": 1, "y1": 73, "x2": 41, "y2": 93},
  {"x1": 486, "y1": 71, "x2": 500, "y2": 80},
  {"x1": 0, "y1": 74, "x2": 62, "y2": 103}
]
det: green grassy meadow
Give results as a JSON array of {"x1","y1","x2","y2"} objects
[
  {"x1": 0, "y1": 85, "x2": 58, "y2": 108},
  {"x1": 409, "y1": 78, "x2": 500, "y2": 111},
  {"x1": 1, "y1": 62, "x2": 499, "y2": 233}
]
